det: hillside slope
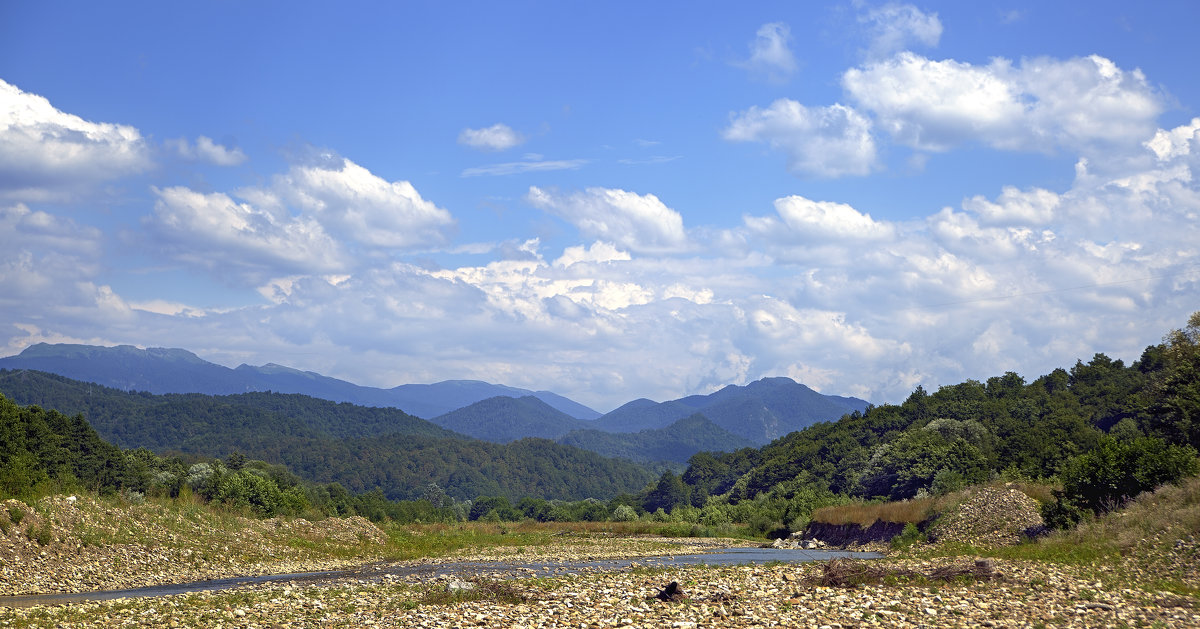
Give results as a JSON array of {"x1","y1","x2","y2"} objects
[
  {"x1": 591, "y1": 377, "x2": 868, "y2": 444},
  {"x1": 557, "y1": 413, "x2": 755, "y2": 463},
  {"x1": 0, "y1": 343, "x2": 600, "y2": 419},
  {"x1": 0, "y1": 369, "x2": 653, "y2": 501}
]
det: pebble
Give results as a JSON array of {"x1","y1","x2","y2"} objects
[{"x1": 2, "y1": 495, "x2": 1198, "y2": 628}]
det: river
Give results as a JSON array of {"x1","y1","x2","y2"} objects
[{"x1": 0, "y1": 547, "x2": 881, "y2": 608}]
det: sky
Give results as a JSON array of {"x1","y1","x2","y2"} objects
[{"x1": 1, "y1": 1, "x2": 1198, "y2": 412}]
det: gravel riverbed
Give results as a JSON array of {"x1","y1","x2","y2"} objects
[
  {"x1": 4, "y1": 555, "x2": 1198, "y2": 628},
  {"x1": 2, "y1": 494, "x2": 1198, "y2": 627}
]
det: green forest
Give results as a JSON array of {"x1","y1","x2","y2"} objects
[
  {"x1": 1, "y1": 312, "x2": 1197, "y2": 531},
  {"x1": 0, "y1": 371, "x2": 655, "y2": 504}
]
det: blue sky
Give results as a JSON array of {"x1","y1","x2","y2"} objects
[{"x1": 2, "y1": 1, "x2": 1198, "y2": 412}]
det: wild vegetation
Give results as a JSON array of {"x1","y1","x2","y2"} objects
[
  {"x1": 0, "y1": 372, "x2": 655, "y2": 504},
  {"x1": 657, "y1": 312, "x2": 1200, "y2": 535},
  {"x1": 0, "y1": 313, "x2": 1197, "y2": 544}
]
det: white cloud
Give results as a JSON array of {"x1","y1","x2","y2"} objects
[
  {"x1": 527, "y1": 186, "x2": 689, "y2": 254},
  {"x1": 767, "y1": 195, "x2": 896, "y2": 241},
  {"x1": 273, "y1": 157, "x2": 455, "y2": 249},
  {"x1": 2, "y1": 36, "x2": 1197, "y2": 414},
  {"x1": 739, "y1": 22, "x2": 798, "y2": 82},
  {"x1": 843, "y1": 52, "x2": 1163, "y2": 152},
  {"x1": 9, "y1": 135, "x2": 1197, "y2": 409},
  {"x1": 0, "y1": 78, "x2": 151, "y2": 201},
  {"x1": 723, "y1": 100, "x2": 876, "y2": 177},
  {"x1": 142, "y1": 155, "x2": 456, "y2": 283},
  {"x1": 461, "y1": 158, "x2": 586, "y2": 177},
  {"x1": 167, "y1": 135, "x2": 247, "y2": 166},
  {"x1": 858, "y1": 2, "x2": 943, "y2": 59},
  {"x1": 961, "y1": 186, "x2": 1062, "y2": 226},
  {"x1": 458, "y1": 123, "x2": 525, "y2": 151},
  {"x1": 0, "y1": 203, "x2": 104, "y2": 301},
  {"x1": 146, "y1": 186, "x2": 346, "y2": 281},
  {"x1": 553, "y1": 241, "x2": 632, "y2": 268},
  {"x1": 1144, "y1": 117, "x2": 1200, "y2": 161},
  {"x1": 0, "y1": 204, "x2": 143, "y2": 351},
  {"x1": 128, "y1": 299, "x2": 209, "y2": 317}
]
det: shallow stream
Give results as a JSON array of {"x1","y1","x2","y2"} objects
[{"x1": 0, "y1": 547, "x2": 881, "y2": 608}]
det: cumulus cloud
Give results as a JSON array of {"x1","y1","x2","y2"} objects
[
  {"x1": 9, "y1": 132, "x2": 1197, "y2": 409},
  {"x1": 843, "y1": 52, "x2": 1163, "y2": 152},
  {"x1": 146, "y1": 186, "x2": 346, "y2": 281},
  {"x1": 142, "y1": 156, "x2": 456, "y2": 283},
  {"x1": 3, "y1": 36, "x2": 1197, "y2": 413},
  {"x1": 458, "y1": 123, "x2": 525, "y2": 151},
  {"x1": 0, "y1": 203, "x2": 142, "y2": 353},
  {"x1": 0, "y1": 203, "x2": 104, "y2": 300},
  {"x1": 0, "y1": 78, "x2": 151, "y2": 201},
  {"x1": 527, "y1": 186, "x2": 689, "y2": 253},
  {"x1": 738, "y1": 22, "x2": 798, "y2": 82},
  {"x1": 858, "y1": 2, "x2": 942, "y2": 59},
  {"x1": 1144, "y1": 117, "x2": 1200, "y2": 161},
  {"x1": 272, "y1": 157, "x2": 455, "y2": 248},
  {"x1": 961, "y1": 186, "x2": 1062, "y2": 226},
  {"x1": 166, "y1": 135, "x2": 247, "y2": 166},
  {"x1": 766, "y1": 195, "x2": 895, "y2": 241},
  {"x1": 553, "y1": 241, "x2": 632, "y2": 268},
  {"x1": 723, "y1": 100, "x2": 876, "y2": 177}
]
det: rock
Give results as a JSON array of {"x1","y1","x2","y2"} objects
[
  {"x1": 927, "y1": 488, "x2": 1044, "y2": 546},
  {"x1": 656, "y1": 581, "x2": 687, "y2": 602},
  {"x1": 447, "y1": 580, "x2": 476, "y2": 592}
]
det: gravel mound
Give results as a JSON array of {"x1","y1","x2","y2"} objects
[{"x1": 927, "y1": 486, "x2": 1044, "y2": 546}]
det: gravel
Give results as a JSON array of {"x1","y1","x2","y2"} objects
[{"x1": 2, "y1": 493, "x2": 1198, "y2": 627}]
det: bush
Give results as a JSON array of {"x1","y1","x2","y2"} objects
[
  {"x1": 611, "y1": 505, "x2": 638, "y2": 522},
  {"x1": 1045, "y1": 436, "x2": 1199, "y2": 528},
  {"x1": 890, "y1": 522, "x2": 925, "y2": 550}
]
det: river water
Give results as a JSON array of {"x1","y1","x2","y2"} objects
[{"x1": 0, "y1": 547, "x2": 881, "y2": 608}]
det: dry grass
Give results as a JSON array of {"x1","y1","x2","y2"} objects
[
  {"x1": 809, "y1": 481, "x2": 1060, "y2": 528},
  {"x1": 805, "y1": 558, "x2": 1000, "y2": 588},
  {"x1": 1057, "y1": 475, "x2": 1200, "y2": 554},
  {"x1": 811, "y1": 496, "x2": 939, "y2": 527},
  {"x1": 997, "y1": 481, "x2": 1058, "y2": 505}
]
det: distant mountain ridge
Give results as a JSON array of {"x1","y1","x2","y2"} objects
[
  {"x1": 430, "y1": 396, "x2": 590, "y2": 443},
  {"x1": 557, "y1": 414, "x2": 755, "y2": 464},
  {"x1": 590, "y1": 376, "x2": 869, "y2": 445},
  {"x1": 0, "y1": 342, "x2": 870, "y2": 455},
  {"x1": 0, "y1": 369, "x2": 652, "y2": 502},
  {"x1": 0, "y1": 343, "x2": 600, "y2": 420}
]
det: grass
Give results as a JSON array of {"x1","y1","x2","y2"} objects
[
  {"x1": 912, "y1": 475, "x2": 1200, "y2": 598},
  {"x1": 809, "y1": 481, "x2": 1059, "y2": 528},
  {"x1": 811, "y1": 495, "x2": 939, "y2": 526},
  {"x1": 413, "y1": 578, "x2": 530, "y2": 606},
  {"x1": 805, "y1": 557, "x2": 1000, "y2": 588}
]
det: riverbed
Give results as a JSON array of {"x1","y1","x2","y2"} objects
[{"x1": 0, "y1": 547, "x2": 881, "y2": 608}]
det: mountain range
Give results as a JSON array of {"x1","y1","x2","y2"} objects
[
  {"x1": 0, "y1": 343, "x2": 869, "y2": 451},
  {"x1": 0, "y1": 343, "x2": 599, "y2": 419},
  {"x1": 0, "y1": 369, "x2": 652, "y2": 502}
]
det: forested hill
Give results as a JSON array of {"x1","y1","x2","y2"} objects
[
  {"x1": 0, "y1": 343, "x2": 601, "y2": 419},
  {"x1": 0, "y1": 369, "x2": 654, "y2": 501},
  {"x1": 591, "y1": 377, "x2": 868, "y2": 444},
  {"x1": 673, "y1": 312, "x2": 1200, "y2": 510},
  {"x1": 557, "y1": 413, "x2": 754, "y2": 464},
  {"x1": 430, "y1": 396, "x2": 590, "y2": 442}
]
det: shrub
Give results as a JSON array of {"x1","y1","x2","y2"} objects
[
  {"x1": 611, "y1": 505, "x2": 638, "y2": 522},
  {"x1": 1044, "y1": 436, "x2": 1199, "y2": 528},
  {"x1": 890, "y1": 522, "x2": 925, "y2": 550}
]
